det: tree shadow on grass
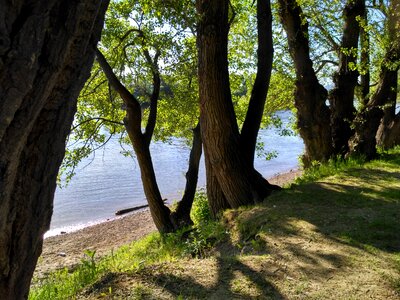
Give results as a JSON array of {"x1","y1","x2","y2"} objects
[
  {"x1": 145, "y1": 254, "x2": 285, "y2": 299},
  {"x1": 142, "y1": 166, "x2": 400, "y2": 298},
  {"x1": 265, "y1": 168, "x2": 400, "y2": 253},
  {"x1": 83, "y1": 164, "x2": 400, "y2": 298}
]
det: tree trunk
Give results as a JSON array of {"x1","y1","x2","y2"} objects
[
  {"x1": 377, "y1": 111, "x2": 400, "y2": 150},
  {"x1": 197, "y1": 0, "x2": 254, "y2": 208},
  {"x1": 204, "y1": 155, "x2": 231, "y2": 218},
  {"x1": 360, "y1": 8, "x2": 370, "y2": 104},
  {"x1": 240, "y1": 0, "x2": 273, "y2": 166},
  {"x1": 96, "y1": 48, "x2": 175, "y2": 233},
  {"x1": 0, "y1": 1, "x2": 109, "y2": 298},
  {"x1": 376, "y1": 70, "x2": 398, "y2": 149},
  {"x1": 349, "y1": 68, "x2": 398, "y2": 159},
  {"x1": 196, "y1": 0, "x2": 276, "y2": 211},
  {"x1": 171, "y1": 123, "x2": 203, "y2": 227},
  {"x1": 131, "y1": 135, "x2": 175, "y2": 232},
  {"x1": 278, "y1": 0, "x2": 332, "y2": 166},
  {"x1": 348, "y1": 0, "x2": 399, "y2": 159},
  {"x1": 376, "y1": 61, "x2": 399, "y2": 150},
  {"x1": 329, "y1": 0, "x2": 365, "y2": 156},
  {"x1": 96, "y1": 48, "x2": 203, "y2": 232}
]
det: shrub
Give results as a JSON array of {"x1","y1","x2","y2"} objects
[{"x1": 190, "y1": 189, "x2": 212, "y2": 225}]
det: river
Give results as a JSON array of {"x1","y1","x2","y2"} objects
[{"x1": 47, "y1": 110, "x2": 304, "y2": 237}]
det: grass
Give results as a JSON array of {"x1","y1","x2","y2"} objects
[{"x1": 30, "y1": 146, "x2": 400, "y2": 299}]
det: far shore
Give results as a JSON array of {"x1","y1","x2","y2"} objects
[{"x1": 35, "y1": 169, "x2": 302, "y2": 279}]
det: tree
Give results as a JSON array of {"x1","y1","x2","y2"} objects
[
  {"x1": 349, "y1": 0, "x2": 400, "y2": 158},
  {"x1": 196, "y1": 0, "x2": 280, "y2": 215},
  {"x1": 376, "y1": 74, "x2": 400, "y2": 149},
  {"x1": 95, "y1": 46, "x2": 202, "y2": 232},
  {"x1": 278, "y1": 0, "x2": 399, "y2": 163},
  {"x1": 66, "y1": 0, "x2": 289, "y2": 220},
  {"x1": 64, "y1": 0, "x2": 203, "y2": 232},
  {"x1": 240, "y1": 0, "x2": 274, "y2": 166},
  {"x1": 0, "y1": 0, "x2": 109, "y2": 298},
  {"x1": 278, "y1": 0, "x2": 333, "y2": 166},
  {"x1": 329, "y1": 0, "x2": 365, "y2": 156}
]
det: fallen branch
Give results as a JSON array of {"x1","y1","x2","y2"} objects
[{"x1": 115, "y1": 199, "x2": 168, "y2": 215}]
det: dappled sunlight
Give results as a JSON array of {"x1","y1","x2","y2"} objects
[{"x1": 31, "y1": 154, "x2": 400, "y2": 299}]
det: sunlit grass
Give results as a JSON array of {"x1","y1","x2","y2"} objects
[
  {"x1": 29, "y1": 193, "x2": 225, "y2": 300},
  {"x1": 30, "y1": 146, "x2": 400, "y2": 299}
]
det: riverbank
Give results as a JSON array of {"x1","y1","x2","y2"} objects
[
  {"x1": 35, "y1": 169, "x2": 302, "y2": 278},
  {"x1": 31, "y1": 149, "x2": 400, "y2": 299}
]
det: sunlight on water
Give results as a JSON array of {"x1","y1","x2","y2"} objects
[{"x1": 49, "y1": 110, "x2": 304, "y2": 236}]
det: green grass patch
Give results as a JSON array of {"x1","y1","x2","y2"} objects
[
  {"x1": 30, "y1": 146, "x2": 400, "y2": 299},
  {"x1": 29, "y1": 193, "x2": 226, "y2": 300}
]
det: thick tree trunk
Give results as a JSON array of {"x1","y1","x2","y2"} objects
[
  {"x1": 376, "y1": 71, "x2": 399, "y2": 149},
  {"x1": 377, "y1": 111, "x2": 400, "y2": 149},
  {"x1": 0, "y1": 1, "x2": 109, "y2": 298},
  {"x1": 349, "y1": 69, "x2": 398, "y2": 158},
  {"x1": 348, "y1": 0, "x2": 399, "y2": 159},
  {"x1": 329, "y1": 0, "x2": 365, "y2": 156},
  {"x1": 196, "y1": 0, "x2": 276, "y2": 212},
  {"x1": 197, "y1": 0, "x2": 254, "y2": 207},
  {"x1": 382, "y1": 114, "x2": 400, "y2": 148},
  {"x1": 278, "y1": 0, "x2": 332, "y2": 166},
  {"x1": 240, "y1": 0, "x2": 273, "y2": 166},
  {"x1": 204, "y1": 156, "x2": 231, "y2": 218}
]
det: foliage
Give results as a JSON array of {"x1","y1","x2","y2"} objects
[
  {"x1": 59, "y1": 0, "x2": 200, "y2": 183},
  {"x1": 296, "y1": 155, "x2": 366, "y2": 184},
  {"x1": 30, "y1": 250, "x2": 104, "y2": 300},
  {"x1": 30, "y1": 219, "x2": 226, "y2": 299},
  {"x1": 190, "y1": 189, "x2": 212, "y2": 225},
  {"x1": 59, "y1": 0, "x2": 298, "y2": 184}
]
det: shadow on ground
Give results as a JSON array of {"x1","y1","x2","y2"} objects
[{"x1": 80, "y1": 160, "x2": 400, "y2": 299}]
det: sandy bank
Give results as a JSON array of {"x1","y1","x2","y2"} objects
[{"x1": 35, "y1": 169, "x2": 302, "y2": 278}]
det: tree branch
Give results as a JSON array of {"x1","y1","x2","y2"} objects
[
  {"x1": 71, "y1": 117, "x2": 124, "y2": 131},
  {"x1": 95, "y1": 48, "x2": 142, "y2": 133},
  {"x1": 240, "y1": 0, "x2": 273, "y2": 165},
  {"x1": 315, "y1": 59, "x2": 339, "y2": 74},
  {"x1": 143, "y1": 48, "x2": 161, "y2": 145}
]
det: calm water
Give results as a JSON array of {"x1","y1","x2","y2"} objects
[{"x1": 47, "y1": 111, "x2": 304, "y2": 237}]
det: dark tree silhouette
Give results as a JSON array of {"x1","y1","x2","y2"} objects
[{"x1": 0, "y1": 1, "x2": 109, "y2": 298}]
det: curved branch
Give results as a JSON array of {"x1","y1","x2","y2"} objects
[
  {"x1": 313, "y1": 18, "x2": 340, "y2": 54},
  {"x1": 315, "y1": 59, "x2": 339, "y2": 74},
  {"x1": 71, "y1": 117, "x2": 124, "y2": 131},
  {"x1": 95, "y1": 48, "x2": 142, "y2": 134}
]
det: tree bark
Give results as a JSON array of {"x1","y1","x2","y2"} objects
[
  {"x1": 348, "y1": 0, "x2": 400, "y2": 159},
  {"x1": 171, "y1": 123, "x2": 203, "y2": 226},
  {"x1": 360, "y1": 8, "x2": 370, "y2": 104},
  {"x1": 204, "y1": 155, "x2": 231, "y2": 218},
  {"x1": 96, "y1": 48, "x2": 203, "y2": 232},
  {"x1": 376, "y1": 113, "x2": 400, "y2": 149},
  {"x1": 278, "y1": 0, "x2": 333, "y2": 166},
  {"x1": 197, "y1": 0, "x2": 253, "y2": 207},
  {"x1": 196, "y1": 0, "x2": 277, "y2": 212},
  {"x1": 376, "y1": 71, "x2": 399, "y2": 149},
  {"x1": 240, "y1": 0, "x2": 274, "y2": 166},
  {"x1": 96, "y1": 48, "x2": 175, "y2": 233},
  {"x1": 0, "y1": 1, "x2": 109, "y2": 298},
  {"x1": 329, "y1": 0, "x2": 365, "y2": 156},
  {"x1": 349, "y1": 68, "x2": 398, "y2": 158}
]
